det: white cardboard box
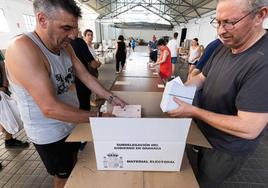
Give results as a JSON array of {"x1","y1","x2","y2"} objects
[
  {"x1": 90, "y1": 117, "x2": 191, "y2": 171},
  {"x1": 160, "y1": 77, "x2": 196, "y2": 112}
]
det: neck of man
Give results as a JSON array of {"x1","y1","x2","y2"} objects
[
  {"x1": 34, "y1": 29, "x2": 60, "y2": 55},
  {"x1": 231, "y1": 28, "x2": 266, "y2": 54}
]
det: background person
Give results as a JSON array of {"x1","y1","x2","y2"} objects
[
  {"x1": 83, "y1": 29, "x2": 102, "y2": 107},
  {"x1": 167, "y1": 32, "x2": 180, "y2": 78},
  {"x1": 115, "y1": 35, "x2": 127, "y2": 74},
  {"x1": 148, "y1": 35, "x2": 158, "y2": 62},
  {"x1": 188, "y1": 38, "x2": 222, "y2": 80},
  {"x1": 71, "y1": 36, "x2": 96, "y2": 110},
  {"x1": 0, "y1": 51, "x2": 29, "y2": 170},
  {"x1": 187, "y1": 38, "x2": 201, "y2": 76},
  {"x1": 151, "y1": 38, "x2": 172, "y2": 83},
  {"x1": 130, "y1": 37, "x2": 136, "y2": 52}
]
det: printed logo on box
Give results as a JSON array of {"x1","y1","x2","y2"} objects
[{"x1": 103, "y1": 153, "x2": 124, "y2": 168}]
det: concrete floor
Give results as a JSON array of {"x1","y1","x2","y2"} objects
[{"x1": 0, "y1": 46, "x2": 268, "y2": 188}]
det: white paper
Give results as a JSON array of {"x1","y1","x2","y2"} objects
[
  {"x1": 112, "y1": 105, "x2": 141, "y2": 118},
  {"x1": 158, "y1": 84, "x2": 165, "y2": 88},
  {"x1": 114, "y1": 81, "x2": 131, "y2": 85},
  {"x1": 173, "y1": 76, "x2": 184, "y2": 85},
  {"x1": 160, "y1": 76, "x2": 196, "y2": 112}
]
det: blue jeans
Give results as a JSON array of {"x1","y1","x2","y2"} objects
[{"x1": 171, "y1": 57, "x2": 177, "y2": 64}]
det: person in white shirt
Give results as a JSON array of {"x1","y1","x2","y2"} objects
[
  {"x1": 187, "y1": 38, "x2": 201, "y2": 77},
  {"x1": 167, "y1": 32, "x2": 180, "y2": 78}
]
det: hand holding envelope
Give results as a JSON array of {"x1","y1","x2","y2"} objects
[
  {"x1": 160, "y1": 76, "x2": 196, "y2": 113},
  {"x1": 167, "y1": 97, "x2": 196, "y2": 118}
]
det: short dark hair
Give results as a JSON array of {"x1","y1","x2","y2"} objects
[
  {"x1": 174, "y1": 32, "x2": 178, "y2": 38},
  {"x1": 157, "y1": 38, "x2": 166, "y2": 46},
  {"x1": 118, "y1": 35, "x2": 124, "y2": 41},
  {"x1": 83, "y1": 29, "x2": 93, "y2": 37},
  {"x1": 33, "y1": 0, "x2": 82, "y2": 18},
  {"x1": 193, "y1": 38, "x2": 199, "y2": 45}
]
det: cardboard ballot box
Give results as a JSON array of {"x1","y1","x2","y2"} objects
[
  {"x1": 90, "y1": 117, "x2": 191, "y2": 171},
  {"x1": 65, "y1": 88, "x2": 211, "y2": 188},
  {"x1": 65, "y1": 142, "x2": 200, "y2": 188},
  {"x1": 65, "y1": 121, "x2": 210, "y2": 188}
]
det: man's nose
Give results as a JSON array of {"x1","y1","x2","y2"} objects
[
  {"x1": 217, "y1": 23, "x2": 228, "y2": 36},
  {"x1": 69, "y1": 29, "x2": 78, "y2": 40}
]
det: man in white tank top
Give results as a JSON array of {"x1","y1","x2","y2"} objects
[{"x1": 5, "y1": 1, "x2": 125, "y2": 187}]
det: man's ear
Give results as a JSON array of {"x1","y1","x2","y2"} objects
[
  {"x1": 36, "y1": 12, "x2": 49, "y2": 29},
  {"x1": 255, "y1": 7, "x2": 268, "y2": 26}
]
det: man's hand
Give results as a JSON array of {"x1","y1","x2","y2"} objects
[
  {"x1": 111, "y1": 96, "x2": 126, "y2": 108},
  {"x1": 167, "y1": 97, "x2": 195, "y2": 118}
]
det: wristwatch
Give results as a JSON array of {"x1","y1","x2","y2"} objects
[{"x1": 107, "y1": 94, "x2": 117, "y2": 104}]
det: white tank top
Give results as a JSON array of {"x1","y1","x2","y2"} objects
[
  {"x1": 8, "y1": 32, "x2": 79, "y2": 144},
  {"x1": 188, "y1": 46, "x2": 200, "y2": 64}
]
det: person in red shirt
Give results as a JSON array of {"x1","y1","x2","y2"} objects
[{"x1": 151, "y1": 38, "x2": 172, "y2": 83}]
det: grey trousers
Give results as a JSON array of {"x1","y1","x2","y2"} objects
[{"x1": 197, "y1": 147, "x2": 248, "y2": 188}]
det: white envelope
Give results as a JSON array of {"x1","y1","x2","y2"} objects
[{"x1": 160, "y1": 76, "x2": 196, "y2": 112}]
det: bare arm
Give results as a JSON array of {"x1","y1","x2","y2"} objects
[
  {"x1": 168, "y1": 98, "x2": 268, "y2": 139},
  {"x1": 192, "y1": 47, "x2": 202, "y2": 62},
  {"x1": 115, "y1": 41, "x2": 118, "y2": 54},
  {"x1": 184, "y1": 72, "x2": 206, "y2": 90},
  {"x1": 152, "y1": 50, "x2": 168, "y2": 68},
  {"x1": 188, "y1": 68, "x2": 201, "y2": 80},
  {"x1": 5, "y1": 36, "x2": 96, "y2": 123},
  {"x1": 156, "y1": 50, "x2": 169, "y2": 65},
  {"x1": 67, "y1": 46, "x2": 125, "y2": 107}
]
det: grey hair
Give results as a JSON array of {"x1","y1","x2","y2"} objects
[
  {"x1": 246, "y1": 0, "x2": 268, "y2": 11},
  {"x1": 217, "y1": 0, "x2": 268, "y2": 11},
  {"x1": 33, "y1": 0, "x2": 82, "y2": 18}
]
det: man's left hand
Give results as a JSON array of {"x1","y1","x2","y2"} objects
[{"x1": 167, "y1": 97, "x2": 195, "y2": 118}]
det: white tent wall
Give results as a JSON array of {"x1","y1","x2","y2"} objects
[
  {"x1": 77, "y1": 0, "x2": 99, "y2": 41},
  {"x1": 264, "y1": 18, "x2": 268, "y2": 29},
  {"x1": 183, "y1": 12, "x2": 217, "y2": 47},
  {"x1": 97, "y1": 23, "x2": 120, "y2": 41},
  {"x1": 0, "y1": 0, "x2": 34, "y2": 50},
  {"x1": 79, "y1": 14, "x2": 98, "y2": 41},
  {"x1": 99, "y1": 24, "x2": 174, "y2": 43}
]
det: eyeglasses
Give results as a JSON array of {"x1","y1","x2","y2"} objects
[{"x1": 210, "y1": 9, "x2": 258, "y2": 30}]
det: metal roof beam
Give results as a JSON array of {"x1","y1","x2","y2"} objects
[
  {"x1": 181, "y1": 0, "x2": 215, "y2": 17},
  {"x1": 99, "y1": 3, "x2": 140, "y2": 19},
  {"x1": 97, "y1": 1, "x2": 115, "y2": 11},
  {"x1": 155, "y1": 0, "x2": 188, "y2": 22},
  {"x1": 181, "y1": 0, "x2": 201, "y2": 17},
  {"x1": 139, "y1": 4, "x2": 175, "y2": 26}
]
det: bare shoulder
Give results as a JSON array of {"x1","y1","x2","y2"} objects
[
  {"x1": 5, "y1": 34, "x2": 49, "y2": 85},
  {"x1": 6, "y1": 34, "x2": 43, "y2": 64}
]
